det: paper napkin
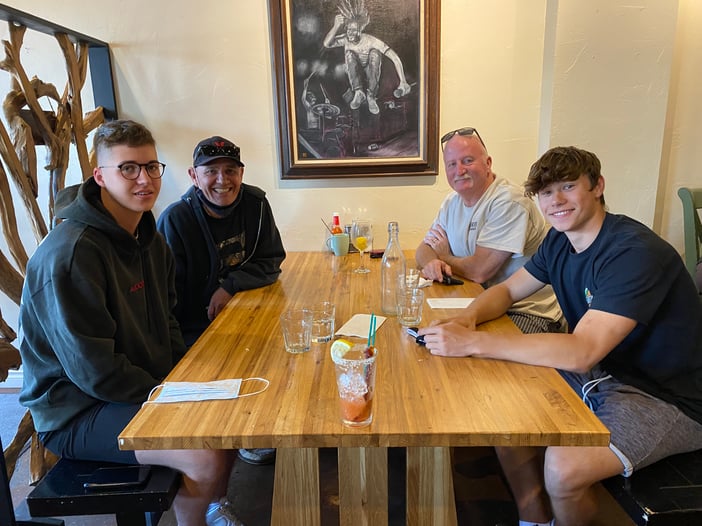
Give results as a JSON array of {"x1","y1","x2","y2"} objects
[
  {"x1": 335, "y1": 313, "x2": 387, "y2": 338},
  {"x1": 427, "y1": 298, "x2": 474, "y2": 309}
]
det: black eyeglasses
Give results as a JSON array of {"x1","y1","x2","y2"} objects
[
  {"x1": 99, "y1": 161, "x2": 166, "y2": 180},
  {"x1": 440, "y1": 127, "x2": 486, "y2": 150},
  {"x1": 195, "y1": 144, "x2": 240, "y2": 159}
]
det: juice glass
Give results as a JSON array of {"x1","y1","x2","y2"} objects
[{"x1": 330, "y1": 343, "x2": 377, "y2": 427}]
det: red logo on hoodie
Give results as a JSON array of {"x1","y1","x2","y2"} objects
[{"x1": 130, "y1": 280, "x2": 145, "y2": 293}]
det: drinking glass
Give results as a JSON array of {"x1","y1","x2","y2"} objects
[
  {"x1": 331, "y1": 343, "x2": 377, "y2": 427},
  {"x1": 351, "y1": 219, "x2": 373, "y2": 274}
]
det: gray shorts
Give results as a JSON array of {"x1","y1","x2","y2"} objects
[
  {"x1": 559, "y1": 365, "x2": 702, "y2": 476},
  {"x1": 507, "y1": 312, "x2": 565, "y2": 334}
]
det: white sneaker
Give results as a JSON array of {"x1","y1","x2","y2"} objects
[
  {"x1": 206, "y1": 498, "x2": 245, "y2": 526},
  {"x1": 350, "y1": 90, "x2": 366, "y2": 110},
  {"x1": 367, "y1": 94, "x2": 379, "y2": 114}
]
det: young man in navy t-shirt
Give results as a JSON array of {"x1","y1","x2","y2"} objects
[{"x1": 420, "y1": 146, "x2": 702, "y2": 526}]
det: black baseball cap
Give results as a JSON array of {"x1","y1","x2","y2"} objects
[{"x1": 192, "y1": 136, "x2": 245, "y2": 167}]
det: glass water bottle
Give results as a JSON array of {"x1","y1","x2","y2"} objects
[{"x1": 381, "y1": 221, "x2": 406, "y2": 315}]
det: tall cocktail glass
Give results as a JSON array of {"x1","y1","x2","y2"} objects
[{"x1": 330, "y1": 343, "x2": 377, "y2": 427}]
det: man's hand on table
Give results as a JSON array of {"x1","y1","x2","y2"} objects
[
  {"x1": 420, "y1": 258, "x2": 453, "y2": 282},
  {"x1": 419, "y1": 320, "x2": 485, "y2": 357},
  {"x1": 207, "y1": 287, "x2": 234, "y2": 321}
]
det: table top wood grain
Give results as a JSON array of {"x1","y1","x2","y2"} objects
[{"x1": 119, "y1": 251, "x2": 609, "y2": 451}]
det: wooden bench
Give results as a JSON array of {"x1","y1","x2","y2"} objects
[
  {"x1": 26, "y1": 458, "x2": 181, "y2": 526},
  {"x1": 602, "y1": 449, "x2": 702, "y2": 525}
]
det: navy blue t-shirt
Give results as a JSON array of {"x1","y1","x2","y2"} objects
[{"x1": 525, "y1": 213, "x2": 702, "y2": 424}]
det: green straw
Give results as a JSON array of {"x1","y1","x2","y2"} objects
[{"x1": 367, "y1": 313, "x2": 376, "y2": 347}]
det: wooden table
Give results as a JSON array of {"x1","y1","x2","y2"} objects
[{"x1": 119, "y1": 251, "x2": 609, "y2": 526}]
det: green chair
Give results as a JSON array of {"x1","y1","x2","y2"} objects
[{"x1": 677, "y1": 187, "x2": 702, "y2": 288}]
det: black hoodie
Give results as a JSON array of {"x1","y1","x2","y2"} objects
[
  {"x1": 19, "y1": 177, "x2": 186, "y2": 432},
  {"x1": 157, "y1": 183, "x2": 286, "y2": 346}
]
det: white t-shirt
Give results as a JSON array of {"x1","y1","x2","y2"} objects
[{"x1": 431, "y1": 177, "x2": 562, "y2": 322}]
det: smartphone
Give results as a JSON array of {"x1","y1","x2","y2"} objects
[
  {"x1": 83, "y1": 465, "x2": 151, "y2": 490},
  {"x1": 406, "y1": 327, "x2": 426, "y2": 346},
  {"x1": 441, "y1": 275, "x2": 464, "y2": 285}
]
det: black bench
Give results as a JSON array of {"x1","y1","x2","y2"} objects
[
  {"x1": 26, "y1": 458, "x2": 181, "y2": 526},
  {"x1": 602, "y1": 449, "x2": 702, "y2": 525}
]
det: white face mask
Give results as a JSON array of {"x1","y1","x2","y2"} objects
[{"x1": 145, "y1": 378, "x2": 269, "y2": 404}]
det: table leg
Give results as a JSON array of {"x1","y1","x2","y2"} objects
[
  {"x1": 406, "y1": 447, "x2": 457, "y2": 526},
  {"x1": 338, "y1": 447, "x2": 388, "y2": 526},
  {"x1": 271, "y1": 448, "x2": 320, "y2": 526}
]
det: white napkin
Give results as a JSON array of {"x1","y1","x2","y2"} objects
[
  {"x1": 335, "y1": 314, "x2": 387, "y2": 338},
  {"x1": 418, "y1": 277, "x2": 433, "y2": 288},
  {"x1": 427, "y1": 298, "x2": 474, "y2": 309}
]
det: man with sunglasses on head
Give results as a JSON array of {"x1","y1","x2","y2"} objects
[
  {"x1": 417, "y1": 127, "x2": 563, "y2": 334},
  {"x1": 420, "y1": 146, "x2": 702, "y2": 526},
  {"x1": 157, "y1": 135, "x2": 285, "y2": 466},
  {"x1": 19, "y1": 120, "x2": 245, "y2": 525}
]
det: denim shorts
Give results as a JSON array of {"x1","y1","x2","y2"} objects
[
  {"x1": 38, "y1": 402, "x2": 141, "y2": 464},
  {"x1": 559, "y1": 364, "x2": 702, "y2": 476}
]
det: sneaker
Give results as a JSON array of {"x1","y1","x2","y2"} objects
[
  {"x1": 349, "y1": 90, "x2": 366, "y2": 110},
  {"x1": 367, "y1": 94, "x2": 379, "y2": 114},
  {"x1": 206, "y1": 498, "x2": 245, "y2": 526},
  {"x1": 237, "y1": 448, "x2": 276, "y2": 465}
]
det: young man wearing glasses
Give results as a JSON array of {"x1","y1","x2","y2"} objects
[
  {"x1": 420, "y1": 146, "x2": 702, "y2": 526},
  {"x1": 417, "y1": 127, "x2": 563, "y2": 334},
  {"x1": 19, "y1": 120, "x2": 245, "y2": 525},
  {"x1": 157, "y1": 135, "x2": 285, "y2": 466}
]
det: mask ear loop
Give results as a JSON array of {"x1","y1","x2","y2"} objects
[
  {"x1": 237, "y1": 377, "x2": 270, "y2": 398},
  {"x1": 146, "y1": 383, "x2": 164, "y2": 402}
]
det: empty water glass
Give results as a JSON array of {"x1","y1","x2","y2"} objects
[{"x1": 280, "y1": 309, "x2": 313, "y2": 353}]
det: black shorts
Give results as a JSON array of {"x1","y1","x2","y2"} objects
[{"x1": 38, "y1": 402, "x2": 140, "y2": 464}]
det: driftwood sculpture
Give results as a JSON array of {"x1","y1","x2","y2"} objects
[{"x1": 0, "y1": 21, "x2": 104, "y2": 482}]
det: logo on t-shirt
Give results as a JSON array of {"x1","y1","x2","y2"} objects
[
  {"x1": 584, "y1": 287, "x2": 593, "y2": 308},
  {"x1": 218, "y1": 232, "x2": 246, "y2": 281}
]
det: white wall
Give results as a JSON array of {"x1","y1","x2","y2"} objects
[
  {"x1": 0, "y1": 0, "x2": 550, "y2": 253},
  {"x1": 547, "y1": 0, "x2": 678, "y2": 225},
  {"x1": 1, "y1": 0, "x2": 701, "y2": 338},
  {"x1": 658, "y1": 0, "x2": 702, "y2": 246}
]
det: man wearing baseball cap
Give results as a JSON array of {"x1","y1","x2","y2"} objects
[{"x1": 158, "y1": 136, "x2": 285, "y2": 465}]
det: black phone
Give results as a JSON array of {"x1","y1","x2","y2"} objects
[
  {"x1": 406, "y1": 327, "x2": 426, "y2": 346},
  {"x1": 441, "y1": 275, "x2": 464, "y2": 285},
  {"x1": 83, "y1": 465, "x2": 151, "y2": 490}
]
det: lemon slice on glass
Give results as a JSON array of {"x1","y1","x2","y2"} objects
[
  {"x1": 354, "y1": 236, "x2": 368, "y2": 251},
  {"x1": 330, "y1": 338, "x2": 353, "y2": 358}
]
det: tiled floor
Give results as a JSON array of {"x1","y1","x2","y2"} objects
[{"x1": 4, "y1": 389, "x2": 634, "y2": 525}]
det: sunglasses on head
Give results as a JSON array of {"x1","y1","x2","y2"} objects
[
  {"x1": 440, "y1": 127, "x2": 486, "y2": 150},
  {"x1": 195, "y1": 144, "x2": 240, "y2": 158}
]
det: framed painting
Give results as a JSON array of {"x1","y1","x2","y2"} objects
[{"x1": 269, "y1": 0, "x2": 440, "y2": 179}]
